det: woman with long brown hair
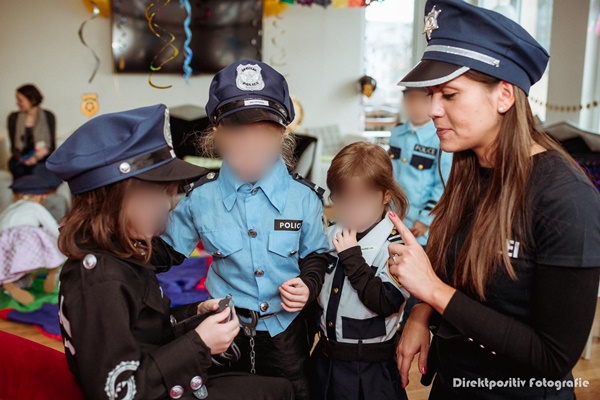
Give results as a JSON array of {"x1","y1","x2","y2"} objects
[{"x1": 387, "y1": 1, "x2": 600, "y2": 399}]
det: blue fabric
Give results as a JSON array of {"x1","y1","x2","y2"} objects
[
  {"x1": 156, "y1": 257, "x2": 209, "y2": 307},
  {"x1": 46, "y1": 104, "x2": 173, "y2": 194},
  {"x1": 416, "y1": 0, "x2": 549, "y2": 93},
  {"x1": 162, "y1": 158, "x2": 329, "y2": 336},
  {"x1": 10, "y1": 175, "x2": 50, "y2": 194},
  {"x1": 389, "y1": 120, "x2": 452, "y2": 245},
  {"x1": 205, "y1": 59, "x2": 295, "y2": 125}
]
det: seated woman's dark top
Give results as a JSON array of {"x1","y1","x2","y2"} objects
[{"x1": 430, "y1": 150, "x2": 600, "y2": 400}]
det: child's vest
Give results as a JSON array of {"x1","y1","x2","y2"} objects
[{"x1": 318, "y1": 218, "x2": 410, "y2": 344}]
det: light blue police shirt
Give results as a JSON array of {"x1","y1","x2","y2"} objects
[
  {"x1": 162, "y1": 158, "x2": 329, "y2": 336},
  {"x1": 389, "y1": 120, "x2": 452, "y2": 246}
]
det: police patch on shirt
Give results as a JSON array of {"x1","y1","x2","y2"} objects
[
  {"x1": 236, "y1": 64, "x2": 265, "y2": 91},
  {"x1": 414, "y1": 144, "x2": 438, "y2": 156},
  {"x1": 274, "y1": 219, "x2": 303, "y2": 231}
]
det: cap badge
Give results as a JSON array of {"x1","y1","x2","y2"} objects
[
  {"x1": 236, "y1": 64, "x2": 265, "y2": 91},
  {"x1": 164, "y1": 107, "x2": 173, "y2": 148},
  {"x1": 423, "y1": 5, "x2": 442, "y2": 40}
]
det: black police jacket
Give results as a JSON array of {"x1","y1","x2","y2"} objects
[{"x1": 58, "y1": 248, "x2": 210, "y2": 400}]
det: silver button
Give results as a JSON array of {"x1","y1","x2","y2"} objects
[
  {"x1": 170, "y1": 315, "x2": 177, "y2": 326},
  {"x1": 206, "y1": 172, "x2": 216, "y2": 180},
  {"x1": 467, "y1": 337, "x2": 474, "y2": 342},
  {"x1": 260, "y1": 302, "x2": 269, "y2": 312},
  {"x1": 119, "y1": 162, "x2": 131, "y2": 174},
  {"x1": 83, "y1": 254, "x2": 97, "y2": 270},
  {"x1": 255, "y1": 269, "x2": 264, "y2": 277},
  {"x1": 289, "y1": 250, "x2": 298, "y2": 256},
  {"x1": 170, "y1": 385, "x2": 184, "y2": 399},
  {"x1": 491, "y1": 350, "x2": 497, "y2": 355},
  {"x1": 251, "y1": 188, "x2": 258, "y2": 195},
  {"x1": 213, "y1": 251, "x2": 223, "y2": 257},
  {"x1": 248, "y1": 229, "x2": 258, "y2": 238},
  {"x1": 479, "y1": 344, "x2": 485, "y2": 349},
  {"x1": 190, "y1": 376, "x2": 203, "y2": 390}
]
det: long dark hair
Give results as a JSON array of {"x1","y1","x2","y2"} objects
[{"x1": 427, "y1": 70, "x2": 579, "y2": 300}]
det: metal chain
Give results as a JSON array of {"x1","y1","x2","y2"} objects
[{"x1": 249, "y1": 336, "x2": 256, "y2": 374}]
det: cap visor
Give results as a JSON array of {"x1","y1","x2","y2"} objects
[
  {"x1": 219, "y1": 108, "x2": 286, "y2": 127},
  {"x1": 398, "y1": 60, "x2": 470, "y2": 88},
  {"x1": 135, "y1": 158, "x2": 209, "y2": 183}
]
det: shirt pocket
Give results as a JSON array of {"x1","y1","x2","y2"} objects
[
  {"x1": 201, "y1": 229, "x2": 244, "y2": 259},
  {"x1": 388, "y1": 145, "x2": 401, "y2": 160},
  {"x1": 410, "y1": 154, "x2": 435, "y2": 170},
  {"x1": 268, "y1": 230, "x2": 301, "y2": 259}
]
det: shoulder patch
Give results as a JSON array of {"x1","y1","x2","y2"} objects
[
  {"x1": 387, "y1": 227, "x2": 404, "y2": 244},
  {"x1": 185, "y1": 171, "x2": 218, "y2": 196},
  {"x1": 291, "y1": 173, "x2": 325, "y2": 199}
]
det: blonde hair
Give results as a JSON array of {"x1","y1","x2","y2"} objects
[
  {"x1": 197, "y1": 121, "x2": 297, "y2": 171},
  {"x1": 327, "y1": 141, "x2": 408, "y2": 218}
]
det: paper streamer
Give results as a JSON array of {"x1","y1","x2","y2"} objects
[
  {"x1": 146, "y1": 0, "x2": 180, "y2": 89},
  {"x1": 179, "y1": 0, "x2": 193, "y2": 82},
  {"x1": 78, "y1": 0, "x2": 101, "y2": 83}
]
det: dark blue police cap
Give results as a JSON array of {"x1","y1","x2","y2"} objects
[
  {"x1": 205, "y1": 59, "x2": 295, "y2": 127},
  {"x1": 46, "y1": 104, "x2": 207, "y2": 195},
  {"x1": 398, "y1": 0, "x2": 550, "y2": 94},
  {"x1": 10, "y1": 175, "x2": 51, "y2": 195}
]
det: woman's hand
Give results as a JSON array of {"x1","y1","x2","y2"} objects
[
  {"x1": 397, "y1": 303, "x2": 433, "y2": 388},
  {"x1": 279, "y1": 277, "x2": 309, "y2": 312},
  {"x1": 332, "y1": 228, "x2": 359, "y2": 253},
  {"x1": 387, "y1": 211, "x2": 456, "y2": 314},
  {"x1": 195, "y1": 307, "x2": 240, "y2": 355},
  {"x1": 197, "y1": 299, "x2": 221, "y2": 315}
]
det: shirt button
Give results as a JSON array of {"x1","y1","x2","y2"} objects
[
  {"x1": 418, "y1": 164, "x2": 424, "y2": 170},
  {"x1": 213, "y1": 251, "x2": 223, "y2": 257},
  {"x1": 289, "y1": 250, "x2": 298, "y2": 256},
  {"x1": 248, "y1": 229, "x2": 258, "y2": 238},
  {"x1": 491, "y1": 350, "x2": 497, "y2": 355},
  {"x1": 467, "y1": 337, "x2": 474, "y2": 342},
  {"x1": 479, "y1": 344, "x2": 485, "y2": 349},
  {"x1": 255, "y1": 269, "x2": 265, "y2": 277},
  {"x1": 260, "y1": 302, "x2": 269, "y2": 312},
  {"x1": 190, "y1": 376, "x2": 203, "y2": 390},
  {"x1": 327, "y1": 321, "x2": 334, "y2": 328},
  {"x1": 333, "y1": 288, "x2": 339, "y2": 294},
  {"x1": 251, "y1": 188, "x2": 258, "y2": 195},
  {"x1": 411, "y1": 131, "x2": 416, "y2": 135},
  {"x1": 402, "y1": 158, "x2": 407, "y2": 163},
  {"x1": 170, "y1": 385, "x2": 184, "y2": 399}
]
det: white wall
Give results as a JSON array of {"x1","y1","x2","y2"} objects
[{"x1": 0, "y1": 0, "x2": 365, "y2": 140}]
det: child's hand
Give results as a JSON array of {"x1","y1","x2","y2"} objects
[
  {"x1": 196, "y1": 307, "x2": 240, "y2": 355},
  {"x1": 410, "y1": 221, "x2": 429, "y2": 238},
  {"x1": 333, "y1": 228, "x2": 359, "y2": 253},
  {"x1": 279, "y1": 277, "x2": 309, "y2": 313},
  {"x1": 197, "y1": 298, "x2": 221, "y2": 315}
]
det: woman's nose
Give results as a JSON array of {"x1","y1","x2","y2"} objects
[{"x1": 428, "y1": 94, "x2": 445, "y2": 119}]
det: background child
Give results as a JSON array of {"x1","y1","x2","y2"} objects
[
  {"x1": 161, "y1": 59, "x2": 329, "y2": 400},
  {"x1": 0, "y1": 175, "x2": 64, "y2": 304},
  {"x1": 47, "y1": 104, "x2": 293, "y2": 399},
  {"x1": 312, "y1": 141, "x2": 410, "y2": 400}
]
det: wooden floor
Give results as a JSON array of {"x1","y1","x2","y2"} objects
[{"x1": 2, "y1": 301, "x2": 600, "y2": 399}]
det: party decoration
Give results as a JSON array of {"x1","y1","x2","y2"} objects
[
  {"x1": 358, "y1": 75, "x2": 377, "y2": 98},
  {"x1": 80, "y1": 93, "x2": 99, "y2": 118},
  {"x1": 112, "y1": 0, "x2": 128, "y2": 71},
  {"x1": 264, "y1": 0, "x2": 289, "y2": 16},
  {"x1": 530, "y1": 97, "x2": 600, "y2": 113},
  {"x1": 145, "y1": 0, "x2": 180, "y2": 89},
  {"x1": 78, "y1": 0, "x2": 102, "y2": 84},
  {"x1": 82, "y1": 0, "x2": 110, "y2": 18},
  {"x1": 288, "y1": 96, "x2": 304, "y2": 132},
  {"x1": 179, "y1": 0, "x2": 193, "y2": 82}
]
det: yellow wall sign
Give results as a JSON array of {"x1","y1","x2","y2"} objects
[{"x1": 81, "y1": 93, "x2": 99, "y2": 118}]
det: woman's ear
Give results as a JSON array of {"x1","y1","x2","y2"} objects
[{"x1": 497, "y1": 81, "x2": 515, "y2": 114}]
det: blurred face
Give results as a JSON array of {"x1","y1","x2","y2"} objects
[
  {"x1": 15, "y1": 92, "x2": 33, "y2": 112},
  {"x1": 403, "y1": 90, "x2": 431, "y2": 126},
  {"x1": 124, "y1": 181, "x2": 176, "y2": 240},
  {"x1": 331, "y1": 178, "x2": 391, "y2": 232},
  {"x1": 427, "y1": 75, "x2": 514, "y2": 164},
  {"x1": 216, "y1": 122, "x2": 284, "y2": 183}
]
